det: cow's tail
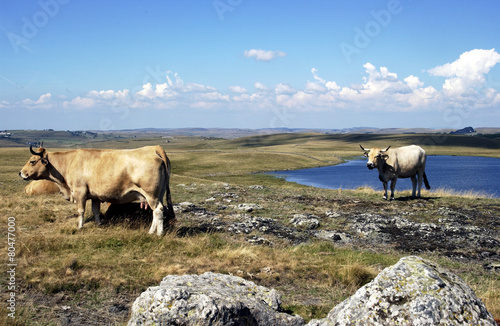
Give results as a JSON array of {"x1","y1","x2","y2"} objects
[
  {"x1": 423, "y1": 172, "x2": 431, "y2": 190},
  {"x1": 155, "y1": 146, "x2": 176, "y2": 224}
]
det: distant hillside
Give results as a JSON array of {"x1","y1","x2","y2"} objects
[{"x1": 1, "y1": 127, "x2": 499, "y2": 147}]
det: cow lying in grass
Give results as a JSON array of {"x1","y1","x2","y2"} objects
[{"x1": 24, "y1": 180, "x2": 60, "y2": 195}]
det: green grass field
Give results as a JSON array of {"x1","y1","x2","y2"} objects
[{"x1": 0, "y1": 132, "x2": 499, "y2": 325}]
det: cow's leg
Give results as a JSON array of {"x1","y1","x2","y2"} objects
[
  {"x1": 154, "y1": 204, "x2": 165, "y2": 236},
  {"x1": 416, "y1": 170, "x2": 424, "y2": 198},
  {"x1": 389, "y1": 179, "x2": 397, "y2": 201},
  {"x1": 143, "y1": 194, "x2": 164, "y2": 235},
  {"x1": 91, "y1": 199, "x2": 101, "y2": 225},
  {"x1": 75, "y1": 195, "x2": 87, "y2": 229},
  {"x1": 411, "y1": 176, "x2": 417, "y2": 198},
  {"x1": 382, "y1": 182, "x2": 388, "y2": 200},
  {"x1": 148, "y1": 202, "x2": 164, "y2": 236}
]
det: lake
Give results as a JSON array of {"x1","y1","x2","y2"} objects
[{"x1": 267, "y1": 156, "x2": 500, "y2": 198}]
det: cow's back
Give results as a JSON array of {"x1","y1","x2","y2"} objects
[
  {"x1": 65, "y1": 146, "x2": 165, "y2": 201},
  {"x1": 392, "y1": 145, "x2": 426, "y2": 176}
]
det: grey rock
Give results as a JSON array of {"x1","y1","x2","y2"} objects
[
  {"x1": 128, "y1": 272, "x2": 305, "y2": 326},
  {"x1": 227, "y1": 215, "x2": 308, "y2": 244},
  {"x1": 174, "y1": 202, "x2": 212, "y2": 217},
  {"x1": 249, "y1": 185, "x2": 265, "y2": 190},
  {"x1": 229, "y1": 215, "x2": 274, "y2": 234},
  {"x1": 212, "y1": 192, "x2": 239, "y2": 200},
  {"x1": 348, "y1": 213, "x2": 500, "y2": 253},
  {"x1": 237, "y1": 203, "x2": 262, "y2": 212},
  {"x1": 325, "y1": 210, "x2": 341, "y2": 218},
  {"x1": 307, "y1": 256, "x2": 496, "y2": 326},
  {"x1": 290, "y1": 214, "x2": 320, "y2": 230},
  {"x1": 314, "y1": 230, "x2": 352, "y2": 243}
]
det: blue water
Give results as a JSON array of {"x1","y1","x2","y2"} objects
[{"x1": 267, "y1": 156, "x2": 500, "y2": 198}]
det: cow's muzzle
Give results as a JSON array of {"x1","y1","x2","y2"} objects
[
  {"x1": 19, "y1": 171, "x2": 30, "y2": 180},
  {"x1": 367, "y1": 163, "x2": 375, "y2": 170}
]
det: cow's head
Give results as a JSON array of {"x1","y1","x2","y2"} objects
[
  {"x1": 360, "y1": 145, "x2": 391, "y2": 170},
  {"x1": 19, "y1": 146, "x2": 50, "y2": 180}
]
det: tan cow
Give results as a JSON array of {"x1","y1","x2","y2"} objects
[
  {"x1": 24, "y1": 180, "x2": 60, "y2": 195},
  {"x1": 360, "y1": 144, "x2": 430, "y2": 200},
  {"x1": 19, "y1": 145, "x2": 175, "y2": 235}
]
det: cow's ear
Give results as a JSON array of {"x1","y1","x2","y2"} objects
[
  {"x1": 380, "y1": 154, "x2": 389, "y2": 160},
  {"x1": 41, "y1": 158, "x2": 49, "y2": 165},
  {"x1": 363, "y1": 152, "x2": 368, "y2": 158}
]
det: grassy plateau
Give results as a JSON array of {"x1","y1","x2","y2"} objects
[{"x1": 0, "y1": 131, "x2": 499, "y2": 325}]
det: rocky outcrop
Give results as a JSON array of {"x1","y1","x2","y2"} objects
[
  {"x1": 307, "y1": 256, "x2": 496, "y2": 326},
  {"x1": 290, "y1": 213, "x2": 320, "y2": 230},
  {"x1": 127, "y1": 272, "x2": 305, "y2": 326},
  {"x1": 347, "y1": 211, "x2": 500, "y2": 255},
  {"x1": 128, "y1": 257, "x2": 495, "y2": 326},
  {"x1": 451, "y1": 126, "x2": 476, "y2": 134}
]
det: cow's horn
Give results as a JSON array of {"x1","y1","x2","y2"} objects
[
  {"x1": 383, "y1": 145, "x2": 391, "y2": 152},
  {"x1": 30, "y1": 145, "x2": 43, "y2": 156},
  {"x1": 359, "y1": 145, "x2": 369, "y2": 151}
]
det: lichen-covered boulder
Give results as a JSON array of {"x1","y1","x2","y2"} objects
[
  {"x1": 290, "y1": 213, "x2": 320, "y2": 230},
  {"x1": 307, "y1": 256, "x2": 496, "y2": 326},
  {"x1": 128, "y1": 272, "x2": 305, "y2": 326}
]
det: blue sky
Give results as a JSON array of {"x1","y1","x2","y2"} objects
[{"x1": 1, "y1": 0, "x2": 499, "y2": 131}]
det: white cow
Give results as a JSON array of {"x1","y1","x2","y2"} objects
[{"x1": 360, "y1": 145, "x2": 430, "y2": 200}]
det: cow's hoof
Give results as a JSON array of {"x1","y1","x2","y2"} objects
[
  {"x1": 390, "y1": 197, "x2": 395, "y2": 201},
  {"x1": 383, "y1": 196, "x2": 387, "y2": 200}
]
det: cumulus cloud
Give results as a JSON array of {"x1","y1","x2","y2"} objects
[
  {"x1": 428, "y1": 48, "x2": 500, "y2": 96},
  {"x1": 229, "y1": 86, "x2": 248, "y2": 93},
  {"x1": 254, "y1": 82, "x2": 268, "y2": 91},
  {"x1": 21, "y1": 93, "x2": 53, "y2": 108},
  {"x1": 11, "y1": 49, "x2": 500, "y2": 119},
  {"x1": 404, "y1": 75, "x2": 424, "y2": 90},
  {"x1": 36, "y1": 93, "x2": 52, "y2": 104},
  {"x1": 244, "y1": 49, "x2": 286, "y2": 61},
  {"x1": 275, "y1": 83, "x2": 295, "y2": 95}
]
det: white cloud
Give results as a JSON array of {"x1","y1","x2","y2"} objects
[
  {"x1": 21, "y1": 93, "x2": 53, "y2": 108},
  {"x1": 36, "y1": 93, "x2": 52, "y2": 104},
  {"x1": 311, "y1": 68, "x2": 326, "y2": 84},
  {"x1": 254, "y1": 82, "x2": 268, "y2": 91},
  {"x1": 244, "y1": 49, "x2": 286, "y2": 61},
  {"x1": 275, "y1": 83, "x2": 295, "y2": 95},
  {"x1": 64, "y1": 96, "x2": 96, "y2": 109},
  {"x1": 305, "y1": 81, "x2": 325, "y2": 93},
  {"x1": 404, "y1": 75, "x2": 424, "y2": 90},
  {"x1": 11, "y1": 49, "x2": 500, "y2": 119},
  {"x1": 428, "y1": 48, "x2": 500, "y2": 96},
  {"x1": 229, "y1": 86, "x2": 248, "y2": 93}
]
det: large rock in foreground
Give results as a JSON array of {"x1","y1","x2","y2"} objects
[
  {"x1": 127, "y1": 272, "x2": 305, "y2": 326},
  {"x1": 308, "y1": 256, "x2": 496, "y2": 326}
]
